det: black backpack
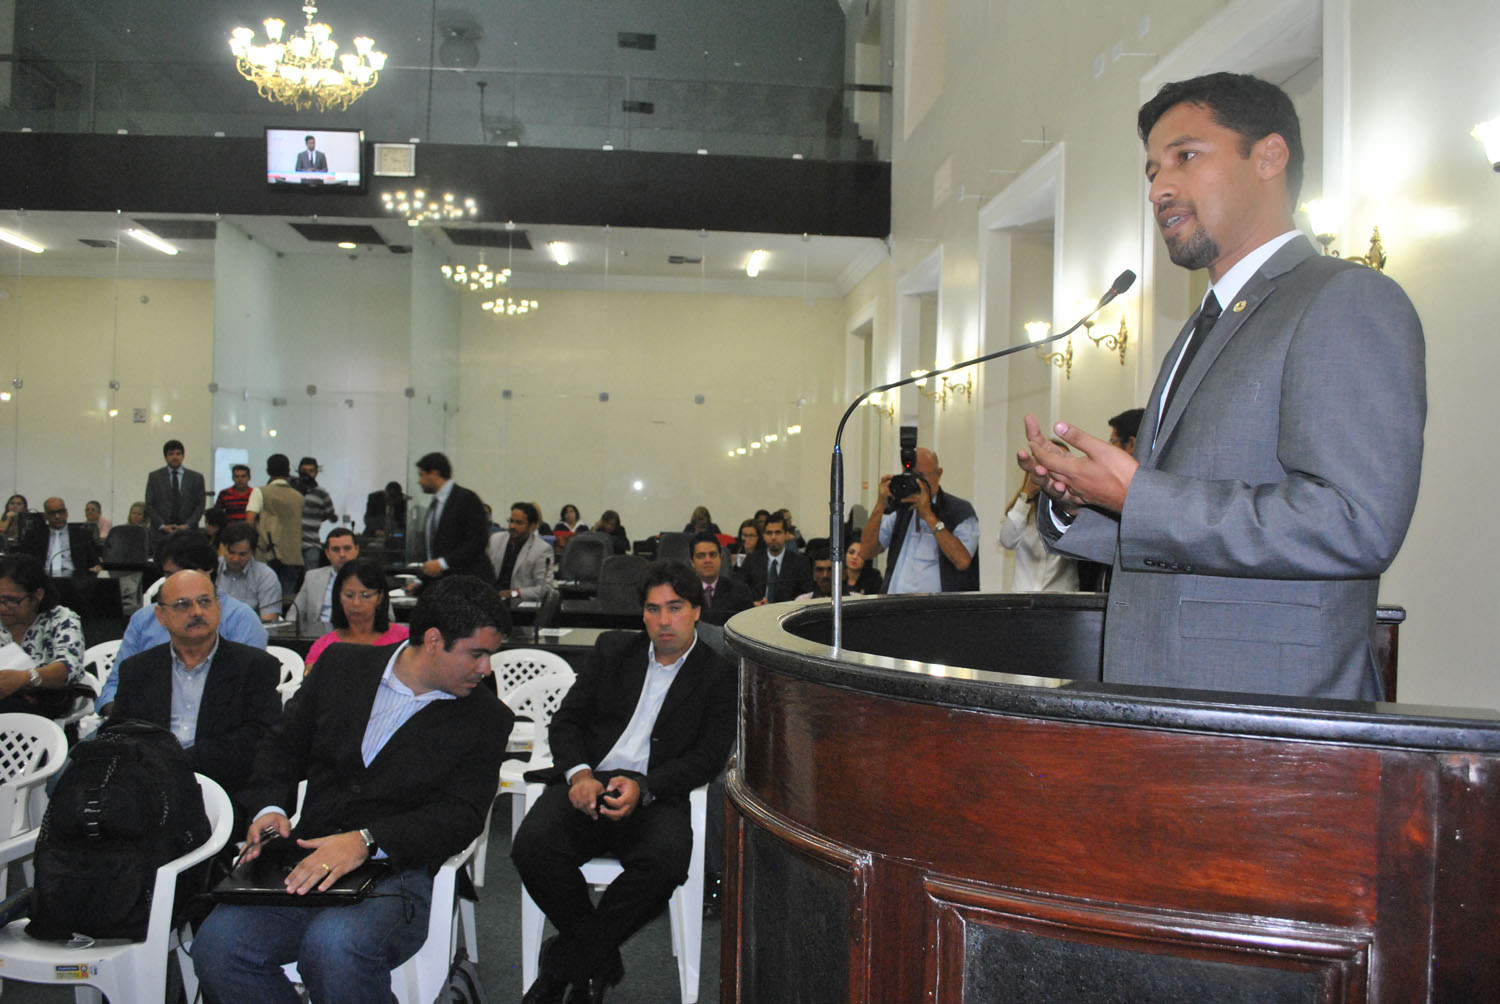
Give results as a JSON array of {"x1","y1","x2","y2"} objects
[{"x1": 26, "y1": 718, "x2": 212, "y2": 941}]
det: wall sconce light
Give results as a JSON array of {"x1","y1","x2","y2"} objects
[
  {"x1": 1087, "y1": 317, "x2": 1130, "y2": 366},
  {"x1": 866, "y1": 391, "x2": 895, "y2": 424},
  {"x1": 1473, "y1": 115, "x2": 1500, "y2": 172},
  {"x1": 1300, "y1": 200, "x2": 1388, "y2": 271},
  {"x1": 911, "y1": 365, "x2": 973, "y2": 410},
  {"x1": 1027, "y1": 321, "x2": 1072, "y2": 379}
]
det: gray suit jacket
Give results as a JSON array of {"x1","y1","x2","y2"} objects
[
  {"x1": 1045, "y1": 237, "x2": 1425, "y2": 701},
  {"x1": 144, "y1": 464, "x2": 205, "y2": 530},
  {"x1": 487, "y1": 530, "x2": 553, "y2": 603},
  {"x1": 290, "y1": 564, "x2": 337, "y2": 632}
]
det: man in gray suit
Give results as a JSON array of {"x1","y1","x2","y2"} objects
[
  {"x1": 144, "y1": 439, "x2": 205, "y2": 535},
  {"x1": 289, "y1": 527, "x2": 360, "y2": 632},
  {"x1": 488, "y1": 501, "x2": 553, "y2": 606},
  {"x1": 1018, "y1": 72, "x2": 1425, "y2": 702}
]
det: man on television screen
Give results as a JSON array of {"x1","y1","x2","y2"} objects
[{"x1": 295, "y1": 135, "x2": 327, "y2": 173}]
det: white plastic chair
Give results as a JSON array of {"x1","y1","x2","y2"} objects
[
  {"x1": 0, "y1": 714, "x2": 68, "y2": 895},
  {"x1": 518, "y1": 782, "x2": 708, "y2": 1004},
  {"x1": 266, "y1": 644, "x2": 305, "y2": 684},
  {"x1": 0, "y1": 773, "x2": 234, "y2": 1004},
  {"x1": 83, "y1": 639, "x2": 122, "y2": 689},
  {"x1": 493, "y1": 649, "x2": 574, "y2": 753},
  {"x1": 497, "y1": 670, "x2": 577, "y2": 837}
]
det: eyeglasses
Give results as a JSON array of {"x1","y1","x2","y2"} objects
[
  {"x1": 0, "y1": 593, "x2": 32, "y2": 608},
  {"x1": 44, "y1": 508, "x2": 66, "y2": 516},
  {"x1": 161, "y1": 596, "x2": 217, "y2": 613},
  {"x1": 340, "y1": 590, "x2": 380, "y2": 603}
]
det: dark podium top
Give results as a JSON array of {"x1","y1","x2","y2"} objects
[{"x1": 722, "y1": 593, "x2": 1500, "y2": 1004}]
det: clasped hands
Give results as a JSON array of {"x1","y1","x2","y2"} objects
[
  {"x1": 240, "y1": 811, "x2": 371, "y2": 895},
  {"x1": 569, "y1": 769, "x2": 641, "y2": 820},
  {"x1": 1015, "y1": 414, "x2": 1138, "y2": 516}
]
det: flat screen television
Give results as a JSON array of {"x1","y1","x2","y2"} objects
[{"x1": 265, "y1": 127, "x2": 365, "y2": 190}]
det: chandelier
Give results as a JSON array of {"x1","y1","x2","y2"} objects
[
  {"x1": 229, "y1": 3, "x2": 386, "y2": 112},
  {"x1": 481, "y1": 296, "x2": 540, "y2": 317},
  {"x1": 440, "y1": 262, "x2": 510, "y2": 291},
  {"x1": 383, "y1": 190, "x2": 479, "y2": 226}
]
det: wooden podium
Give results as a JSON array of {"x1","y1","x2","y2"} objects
[{"x1": 722, "y1": 594, "x2": 1500, "y2": 1004}]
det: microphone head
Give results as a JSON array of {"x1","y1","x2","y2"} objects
[{"x1": 1110, "y1": 269, "x2": 1137, "y2": 296}]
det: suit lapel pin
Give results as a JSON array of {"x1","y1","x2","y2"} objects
[{"x1": 1233, "y1": 299, "x2": 1247, "y2": 312}]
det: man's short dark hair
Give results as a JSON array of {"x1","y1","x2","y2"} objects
[
  {"x1": 638, "y1": 560, "x2": 703, "y2": 609},
  {"x1": 1109, "y1": 408, "x2": 1145, "y2": 442},
  {"x1": 689, "y1": 530, "x2": 720, "y2": 555},
  {"x1": 298, "y1": 456, "x2": 318, "y2": 470},
  {"x1": 220, "y1": 521, "x2": 257, "y2": 550},
  {"x1": 326, "y1": 526, "x2": 355, "y2": 546},
  {"x1": 305, "y1": 134, "x2": 315, "y2": 143},
  {"x1": 330, "y1": 559, "x2": 391, "y2": 633},
  {"x1": 157, "y1": 529, "x2": 218, "y2": 581},
  {"x1": 203, "y1": 507, "x2": 228, "y2": 532},
  {"x1": 231, "y1": 464, "x2": 250, "y2": 476},
  {"x1": 416, "y1": 452, "x2": 452, "y2": 480},
  {"x1": 804, "y1": 539, "x2": 832, "y2": 563},
  {"x1": 162, "y1": 439, "x2": 184, "y2": 456},
  {"x1": 763, "y1": 512, "x2": 787, "y2": 533},
  {"x1": 407, "y1": 575, "x2": 509, "y2": 648},
  {"x1": 1138, "y1": 71, "x2": 1304, "y2": 204},
  {"x1": 510, "y1": 501, "x2": 540, "y2": 527},
  {"x1": 385, "y1": 481, "x2": 404, "y2": 495},
  {"x1": 266, "y1": 453, "x2": 291, "y2": 478}
]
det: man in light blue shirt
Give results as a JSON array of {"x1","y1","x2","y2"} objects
[{"x1": 97, "y1": 530, "x2": 268, "y2": 713}]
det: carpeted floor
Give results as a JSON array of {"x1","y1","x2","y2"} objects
[{"x1": 0, "y1": 802, "x2": 722, "y2": 1003}]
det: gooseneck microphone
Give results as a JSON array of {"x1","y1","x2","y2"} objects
[{"x1": 827, "y1": 269, "x2": 1137, "y2": 651}]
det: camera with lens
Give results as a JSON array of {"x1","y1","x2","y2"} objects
[{"x1": 886, "y1": 425, "x2": 927, "y2": 509}]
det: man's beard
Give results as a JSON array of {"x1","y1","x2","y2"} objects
[{"x1": 1165, "y1": 222, "x2": 1220, "y2": 272}]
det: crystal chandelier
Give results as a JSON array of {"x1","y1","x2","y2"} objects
[
  {"x1": 229, "y1": 3, "x2": 386, "y2": 112},
  {"x1": 481, "y1": 296, "x2": 540, "y2": 317},
  {"x1": 440, "y1": 262, "x2": 510, "y2": 291},
  {"x1": 383, "y1": 190, "x2": 478, "y2": 226}
]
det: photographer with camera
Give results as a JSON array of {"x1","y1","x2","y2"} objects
[{"x1": 859, "y1": 442, "x2": 980, "y2": 594}]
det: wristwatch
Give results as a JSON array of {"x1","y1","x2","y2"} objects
[
  {"x1": 931, "y1": 520, "x2": 946, "y2": 534},
  {"x1": 25, "y1": 668, "x2": 42, "y2": 690},
  {"x1": 358, "y1": 827, "x2": 377, "y2": 856}
]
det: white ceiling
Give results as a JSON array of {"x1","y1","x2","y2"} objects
[{"x1": 0, "y1": 209, "x2": 889, "y2": 299}]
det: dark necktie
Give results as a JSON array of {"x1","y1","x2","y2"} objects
[
  {"x1": 1161, "y1": 292, "x2": 1221, "y2": 418},
  {"x1": 498, "y1": 536, "x2": 523, "y2": 588},
  {"x1": 171, "y1": 469, "x2": 182, "y2": 522},
  {"x1": 765, "y1": 557, "x2": 780, "y2": 601},
  {"x1": 704, "y1": 581, "x2": 715, "y2": 606}
]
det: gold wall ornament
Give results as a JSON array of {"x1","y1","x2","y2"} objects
[{"x1": 1086, "y1": 317, "x2": 1130, "y2": 366}]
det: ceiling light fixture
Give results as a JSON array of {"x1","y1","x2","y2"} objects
[
  {"x1": 229, "y1": 2, "x2": 386, "y2": 112},
  {"x1": 745, "y1": 249, "x2": 769, "y2": 278},
  {"x1": 441, "y1": 261, "x2": 510, "y2": 291},
  {"x1": 382, "y1": 189, "x2": 478, "y2": 225},
  {"x1": 125, "y1": 228, "x2": 179, "y2": 256},
  {"x1": 0, "y1": 230, "x2": 44, "y2": 254},
  {"x1": 547, "y1": 241, "x2": 572, "y2": 266}
]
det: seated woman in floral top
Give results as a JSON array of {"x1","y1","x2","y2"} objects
[{"x1": 0, "y1": 553, "x2": 84, "y2": 717}]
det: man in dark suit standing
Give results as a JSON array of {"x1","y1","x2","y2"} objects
[
  {"x1": 191, "y1": 575, "x2": 513, "y2": 1003},
  {"x1": 109, "y1": 568, "x2": 281, "y2": 814},
  {"x1": 410, "y1": 452, "x2": 491, "y2": 586},
  {"x1": 21, "y1": 497, "x2": 100, "y2": 582},
  {"x1": 688, "y1": 531, "x2": 752, "y2": 626},
  {"x1": 512, "y1": 561, "x2": 735, "y2": 1004},
  {"x1": 294, "y1": 134, "x2": 327, "y2": 172},
  {"x1": 1019, "y1": 73, "x2": 1425, "y2": 702},
  {"x1": 739, "y1": 511, "x2": 814, "y2": 605},
  {"x1": 144, "y1": 438, "x2": 205, "y2": 536}
]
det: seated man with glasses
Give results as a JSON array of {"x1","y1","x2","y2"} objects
[{"x1": 109, "y1": 568, "x2": 283, "y2": 816}]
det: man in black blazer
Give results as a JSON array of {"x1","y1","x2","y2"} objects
[
  {"x1": 143, "y1": 438, "x2": 205, "y2": 534},
  {"x1": 191, "y1": 576, "x2": 513, "y2": 1003},
  {"x1": 688, "y1": 530, "x2": 752, "y2": 626},
  {"x1": 109, "y1": 569, "x2": 281, "y2": 814},
  {"x1": 512, "y1": 561, "x2": 735, "y2": 1004},
  {"x1": 410, "y1": 451, "x2": 492, "y2": 586},
  {"x1": 20, "y1": 497, "x2": 100, "y2": 582},
  {"x1": 738, "y1": 511, "x2": 814, "y2": 604}
]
